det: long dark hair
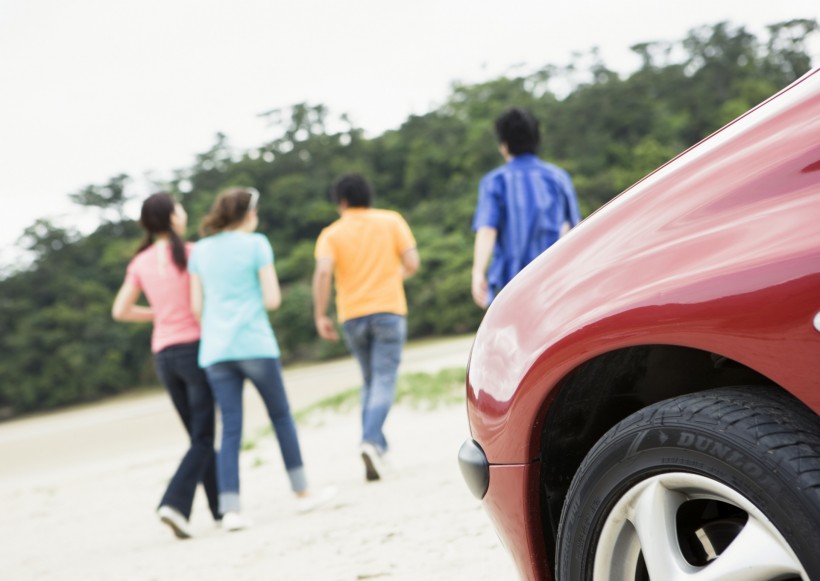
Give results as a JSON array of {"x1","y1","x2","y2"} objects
[{"x1": 137, "y1": 192, "x2": 187, "y2": 270}]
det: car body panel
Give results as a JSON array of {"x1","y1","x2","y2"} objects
[
  {"x1": 467, "y1": 67, "x2": 820, "y2": 466},
  {"x1": 464, "y1": 68, "x2": 820, "y2": 579},
  {"x1": 483, "y1": 462, "x2": 548, "y2": 580}
]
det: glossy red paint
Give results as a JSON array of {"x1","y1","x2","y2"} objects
[
  {"x1": 465, "y1": 68, "x2": 820, "y2": 578},
  {"x1": 468, "y1": 67, "x2": 820, "y2": 464},
  {"x1": 482, "y1": 462, "x2": 551, "y2": 580}
]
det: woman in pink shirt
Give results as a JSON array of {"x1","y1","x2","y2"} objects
[{"x1": 112, "y1": 192, "x2": 220, "y2": 539}]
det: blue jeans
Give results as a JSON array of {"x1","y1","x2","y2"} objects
[
  {"x1": 205, "y1": 358, "x2": 306, "y2": 513},
  {"x1": 342, "y1": 313, "x2": 407, "y2": 453},
  {"x1": 153, "y1": 341, "x2": 220, "y2": 520}
]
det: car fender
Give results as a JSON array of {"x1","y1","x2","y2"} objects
[{"x1": 467, "y1": 69, "x2": 820, "y2": 464}]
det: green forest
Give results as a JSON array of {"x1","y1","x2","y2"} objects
[{"x1": 0, "y1": 20, "x2": 816, "y2": 417}]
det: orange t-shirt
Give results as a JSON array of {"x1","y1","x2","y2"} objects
[{"x1": 315, "y1": 208, "x2": 416, "y2": 322}]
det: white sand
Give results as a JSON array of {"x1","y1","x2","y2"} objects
[{"x1": 0, "y1": 337, "x2": 515, "y2": 580}]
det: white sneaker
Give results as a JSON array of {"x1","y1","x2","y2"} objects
[
  {"x1": 157, "y1": 505, "x2": 192, "y2": 539},
  {"x1": 295, "y1": 485, "x2": 338, "y2": 514},
  {"x1": 222, "y1": 511, "x2": 249, "y2": 532},
  {"x1": 360, "y1": 442, "x2": 384, "y2": 481},
  {"x1": 379, "y1": 451, "x2": 395, "y2": 476}
]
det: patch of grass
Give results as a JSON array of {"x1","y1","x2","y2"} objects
[
  {"x1": 395, "y1": 367, "x2": 466, "y2": 408},
  {"x1": 293, "y1": 367, "x2": 466, "y2": 424},
  {"x1": 249, "y1": 367, "x2": 467, "y2": 444},
  {"x1": 293, "y1": 387, "x2": 360, "y2": 423}
]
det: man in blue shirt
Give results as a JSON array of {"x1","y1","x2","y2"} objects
[{"x1": 471, "y1": 107, "x2": 582, "y2": 307}]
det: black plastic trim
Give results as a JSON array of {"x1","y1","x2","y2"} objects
[{"x1": 458, "y1": 438, "x2": 490, "y2": 500}]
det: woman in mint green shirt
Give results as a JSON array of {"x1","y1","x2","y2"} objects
[{"x1": 189, "y1": 187, "x2": 334, "y2": 531}]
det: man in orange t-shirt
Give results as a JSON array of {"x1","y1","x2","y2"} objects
[{"x1": 312, "y1": 174, "x2": 420, "y2": 481}]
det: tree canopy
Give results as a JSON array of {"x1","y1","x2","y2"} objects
[{"x1": 0, "y1": 20, "x2": 816, "y2": 417}]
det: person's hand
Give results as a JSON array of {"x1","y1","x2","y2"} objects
[
  {"x1": 315, "y1": 315, "x2": 340, "y2": 341},
  {"x1": 471, "y1": 271, "x2": 489, "y2": 309}
]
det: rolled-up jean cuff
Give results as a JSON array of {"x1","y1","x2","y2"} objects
[
  {"x1": 219, "y1": 492, "x2": 241, "y2": 514},
  {"x1": 288, "y1": 466, "x2": 307, "y2": 493}
]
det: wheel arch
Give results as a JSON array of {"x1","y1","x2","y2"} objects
[{"x1": 534, "y1": 343, "x2": 784, "y2": 569}]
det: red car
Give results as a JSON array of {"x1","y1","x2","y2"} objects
[{"x1": 459, "y1": 67, "x2": 820, "y2": 580}]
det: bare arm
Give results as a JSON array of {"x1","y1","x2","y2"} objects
[
  {"x1": 258, "y1": 263, "x2": 282, "y2": 311},
  {"x1": 402, "y1": 248, "x2": 420, "y2": 279},
  {"x1": 189, "y1": 273, "x2": 204, "y2": 322},
  {"x1": 312, "y1": 257, "x2": 339, "y2": 341},
  {"x1": 112, "y1": 281, "x2": 153, "y2": 322},
  {"x1": 560, "y1": 221, "x2": 571, "y2": 237},
  {"x1": 471, "y1": 226, "x2": 497, "y2": 309}
]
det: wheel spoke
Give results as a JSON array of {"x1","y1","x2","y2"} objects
[
  {"x1": 630, "y1": 479, "x2": 695, "y2": 579},
  {"x1": 690, "y1": 517, "x2": 805, "y2": 581}
]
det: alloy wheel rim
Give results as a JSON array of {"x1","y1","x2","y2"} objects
[{"x1": 592, "y1": 472, "x2": 808, "y2": 580}]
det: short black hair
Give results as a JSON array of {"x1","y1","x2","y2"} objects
[
  {"x1": 331, "y1": 173, "x2": 373, "y2": 208},
  {"x1": 494, "y1": 107, "x2": 540, "y2": 155}
]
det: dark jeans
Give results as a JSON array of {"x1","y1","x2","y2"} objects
[
  {"x1": 153, "y1": 341, "x2": 219, "y2": 520},
  {"x1": 342, "y1": 313, "x2": 407, "y2": 453}
]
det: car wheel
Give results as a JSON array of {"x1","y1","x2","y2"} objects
[{"x1": 555, "y1": 387, "x2": 820, "y2": 580}]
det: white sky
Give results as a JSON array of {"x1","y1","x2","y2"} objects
[{"x1": 1, "y1": 0, "x2": 818, "y2": 267}]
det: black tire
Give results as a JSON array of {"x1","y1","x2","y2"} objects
[{"x1": 555, "y1": 386, "x2": 820, "y2": 580}]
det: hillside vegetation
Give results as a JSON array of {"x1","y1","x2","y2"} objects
[{"x1": 0, "y1": 20, "x2": 816, "y2": 416}]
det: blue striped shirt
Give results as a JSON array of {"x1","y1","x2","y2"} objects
[{"x1": 473, "y1": 154, "x2": 581, "y2": 298}]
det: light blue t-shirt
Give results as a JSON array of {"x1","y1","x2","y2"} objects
[{"x1": 188, "y1": 231, "x2": 281, "y2": 367}]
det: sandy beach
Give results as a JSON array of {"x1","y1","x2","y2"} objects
[{"x1": 0, "y1": 336, "x2": 515, "y2": 580}]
